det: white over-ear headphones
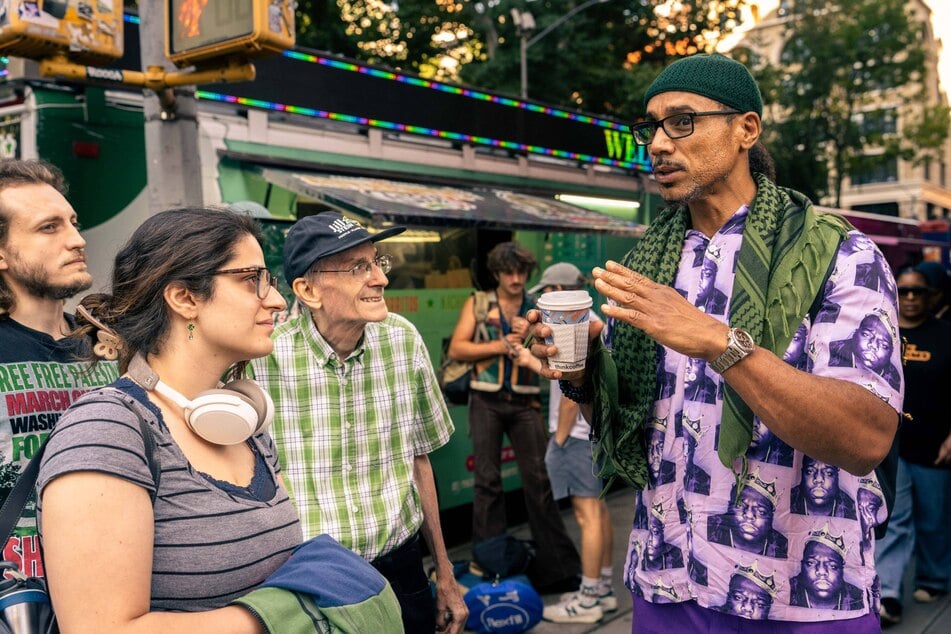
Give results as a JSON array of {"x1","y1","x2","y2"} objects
[{"x1": 127, "y1": 355, "x2": 273, "y2": 445}]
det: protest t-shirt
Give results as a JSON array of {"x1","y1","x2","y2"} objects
[{"x1": 0, "y1": 315, "x2": 117, "y2": 575}]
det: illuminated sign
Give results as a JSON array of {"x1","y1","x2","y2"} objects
[
  {"x1": 0, "y1": 0, "x2": 123, "y2": 63},
  {"x1": 117, "y1": 20, "x2": 650, "y2": 172},
  {"x1": 166, "y1": 0, "x2": 294, "y2": 67}
]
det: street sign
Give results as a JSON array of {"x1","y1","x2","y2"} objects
[
  {"x1": 166, "y1": 0, "x2": 295, "y2": 67},
  {"x1": 0, "y1": 0, "x2": 123, "y2": 63}
]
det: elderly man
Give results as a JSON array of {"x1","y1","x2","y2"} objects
[
  {"x1": 0, "y1": 159, "x2": 118, "y2": 576},
  {"x1": 251, "y1": 212, "x2": 466, "y2": 633},
  {"x1": 528, "y1": 53, "x2": 901, "y2": 631}
]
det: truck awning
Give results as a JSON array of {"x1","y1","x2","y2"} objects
[{"x1": 259, "y1": 168, "x2": 645, "y2": 237}]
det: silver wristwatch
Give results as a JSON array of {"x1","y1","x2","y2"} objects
[{"x1": 709, "y1": 327, "x2": 755, "y2": 374}]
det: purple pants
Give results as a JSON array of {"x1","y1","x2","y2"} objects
[{"x1": 631, "y1": 596, "x2": 881, "y2": 634}]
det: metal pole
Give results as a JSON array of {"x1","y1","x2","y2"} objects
[
  {"x1": 139, "y1": 2, "x2": 204, "y2": 214},
  {"x1": 519, "y1": 0, "x2": 610, "y2": 101},
  {"x1": 526, "y1": 0, "x2": 610, "y2": 49},
  {"x1": 520, "y1": 34, "x2": 528, "y2": 100}
]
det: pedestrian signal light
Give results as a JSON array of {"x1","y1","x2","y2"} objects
[
  {"x1": 0, "y1": 0, "x2": 123, "y2": 63},
  {"x1": 167, "y1": 0, "x2": 295, "y2": 68}
]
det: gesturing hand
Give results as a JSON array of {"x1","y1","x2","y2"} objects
[{"x1": 592, "y1": 260, "x2": 729, "y2": 361}]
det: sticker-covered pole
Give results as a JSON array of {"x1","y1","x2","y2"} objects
[{"x1": 138, "y1": 1, "x2": 203, "y2": 214}]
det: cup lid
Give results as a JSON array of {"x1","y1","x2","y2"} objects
[{"x1": 536, "y1": 290, "x2": 593, "y2": 311}]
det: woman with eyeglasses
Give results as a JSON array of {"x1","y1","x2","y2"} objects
[
  {"x1": 35, "y1": 208, "x2": 302, "y2": 631},
  {"x1": 875, "y1": 267, "x2": 951, "y2": 626}
]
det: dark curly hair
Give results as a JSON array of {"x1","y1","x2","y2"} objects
[{"x1": 486, "y1": 241, "x2": 537, "y2": 276}]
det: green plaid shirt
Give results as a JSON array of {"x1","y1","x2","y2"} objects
[{"x1": 250, "y1": 312, "x2": 453, "y2": 560}]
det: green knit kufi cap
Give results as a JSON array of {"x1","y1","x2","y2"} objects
[{"x1": 644, "y1": 53, "x2": 763, "y2": 116}]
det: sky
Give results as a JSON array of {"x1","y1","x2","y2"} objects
[{"x1": 739, "y1": 1, "x2": 950, "y2": 93}]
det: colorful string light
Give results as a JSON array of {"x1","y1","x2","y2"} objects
[
  {"x1": 281, "y1": 50, "x2": 627, "y2": 132},
  {"x1": 197, "y1": 87, "x2": 649, "y2": 170}
]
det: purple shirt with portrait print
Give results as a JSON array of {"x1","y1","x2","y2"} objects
[{"x1": 623, "y1": 206, "x2": 902, "y2": 624}]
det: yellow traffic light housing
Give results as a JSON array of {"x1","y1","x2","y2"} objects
[
  {"x1": 166, "y1": 0, "x2": 295, "y2": 68},
  {"x1": 0, "y1": 0, "x2": 123, "y2": 63}
]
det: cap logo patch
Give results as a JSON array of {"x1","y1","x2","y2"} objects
[{"x1": 329, "y1": 217, "x2": 362, "y2": 238}]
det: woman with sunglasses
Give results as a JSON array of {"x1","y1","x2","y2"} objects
[
  {"x1": 35, "y1": 208, "x2": 303, "y2": 631},
  {"x1": 875, "y1": 267, "x2": 951, "y2": 626}
]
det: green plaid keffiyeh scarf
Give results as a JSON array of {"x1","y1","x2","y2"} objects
[{"x1": 592, "y1": 173, "x2": 852, "y2": 490}]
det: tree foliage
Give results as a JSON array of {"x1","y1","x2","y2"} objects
[
  {"x1": 294, "y1": 1, "x2": 748, "y2": 117},
  {"x1": 751, "y1": 0, "x2": 949, "y2": 206}
]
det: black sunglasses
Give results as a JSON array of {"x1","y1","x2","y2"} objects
[{"x1": 897, "y1": 286, "x2": 930, "y2": 297}]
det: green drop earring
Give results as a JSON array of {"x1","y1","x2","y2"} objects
[{"x1": 187, "y1": 322, "x2": 195, "y2": 341}]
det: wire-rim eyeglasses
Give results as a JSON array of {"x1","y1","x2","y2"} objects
[{"x1": 313, "y1": 254, "x2": 393, "y2": 278}]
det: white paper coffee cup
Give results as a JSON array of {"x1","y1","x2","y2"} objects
[{"x1": 536, "y1": 290, "x2": 593, "y2": 372}]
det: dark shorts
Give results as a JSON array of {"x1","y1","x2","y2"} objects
[{"x1": 545, "y1": 436, "x2": 603, "y2": 500}]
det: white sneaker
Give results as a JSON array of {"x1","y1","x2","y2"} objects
[
  {"x1": 543, "y1": 593, "x2": 604, "y2": 623},
  {"x1": 559, "y1": 589, "x2": 617, "y2": 612},
  {"x1": 597, "y1": 590, "x2": 618, "y2": 612}
]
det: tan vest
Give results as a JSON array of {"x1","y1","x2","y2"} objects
[{"x1": 470, "y1": 291, "x2": 540, "y2": 395}]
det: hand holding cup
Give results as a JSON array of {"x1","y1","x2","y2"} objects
[{"x1": 525, "y1": 291, "x2": 603, "y2": 381}]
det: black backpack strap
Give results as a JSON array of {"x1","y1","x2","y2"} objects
[
  {"x1": 126, "y1": 402, "x2": 161, "y2": 505},
  {"x1": 0, "y1": 438, "x2": 46, "y2": 547},
  {"x1": 100, "y1": 388, "x2": 161, "y2": 504},
  {"x1": 0, "y1": 392, "x2": 161, "y2": 546}
]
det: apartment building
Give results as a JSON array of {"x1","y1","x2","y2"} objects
[{"x1": 732, "y1": 0, "x2": 951, "y2": 220}]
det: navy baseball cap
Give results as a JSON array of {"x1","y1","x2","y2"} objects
[{"x1": 283, "y1": 212, "x2": 406, "y2": 285}]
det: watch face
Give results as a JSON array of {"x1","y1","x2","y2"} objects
[{"x1": 734, "y1": 328, "x2": 755, "y2": 351}]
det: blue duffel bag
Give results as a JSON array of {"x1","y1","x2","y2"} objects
[{"x1": 463, "y1": 578, "x2": 543, "y2": 634}]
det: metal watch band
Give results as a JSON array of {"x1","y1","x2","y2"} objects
[{"x1": 710, "y1": 327, "x2": 755, "y2": 374}]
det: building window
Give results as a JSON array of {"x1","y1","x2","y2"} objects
[
  {"x1": 856, "y1": 108, "x2": 897, "y2": 136},
  {"x1": 852, "y1": 202, "x2": 900, "y2": 217},
  {"x1": 850, "y1": 155, "x2": 898, "y2": 185}
]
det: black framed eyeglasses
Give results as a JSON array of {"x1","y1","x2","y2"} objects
[
  {"x1": 630, "y1": 110, "x2": 741, "y2": 146},
  {"x1": 215, "y1": 266, "x2": 278, "y2": 299},
  {"x1": 314, "y1": 254, "x2": 393, "y2": 279}
]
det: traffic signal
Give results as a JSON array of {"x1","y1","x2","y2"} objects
[
  {"x1": 167, "y1": 0, "x2": 295, "y2": 68},
  {"x1": 0, "y1": 0, "x2": 123, "y2": 63}
]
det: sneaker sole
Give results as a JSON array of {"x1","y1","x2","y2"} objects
[
  {"x1": 543, "y1": 610, "x2": 604, "y2": 624},
  {"x1": 913, "y1": 588, "x2": 946, "y2": 603},
  {"x1": 559, "y1": 591, "x2": 618, "y2": 611},
  {"x1": 880, "y1": 613, "x2": 901, "y2": 626},
  {"x1": 880, "y1": 605, "x2": 902, "y2": 625}
]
